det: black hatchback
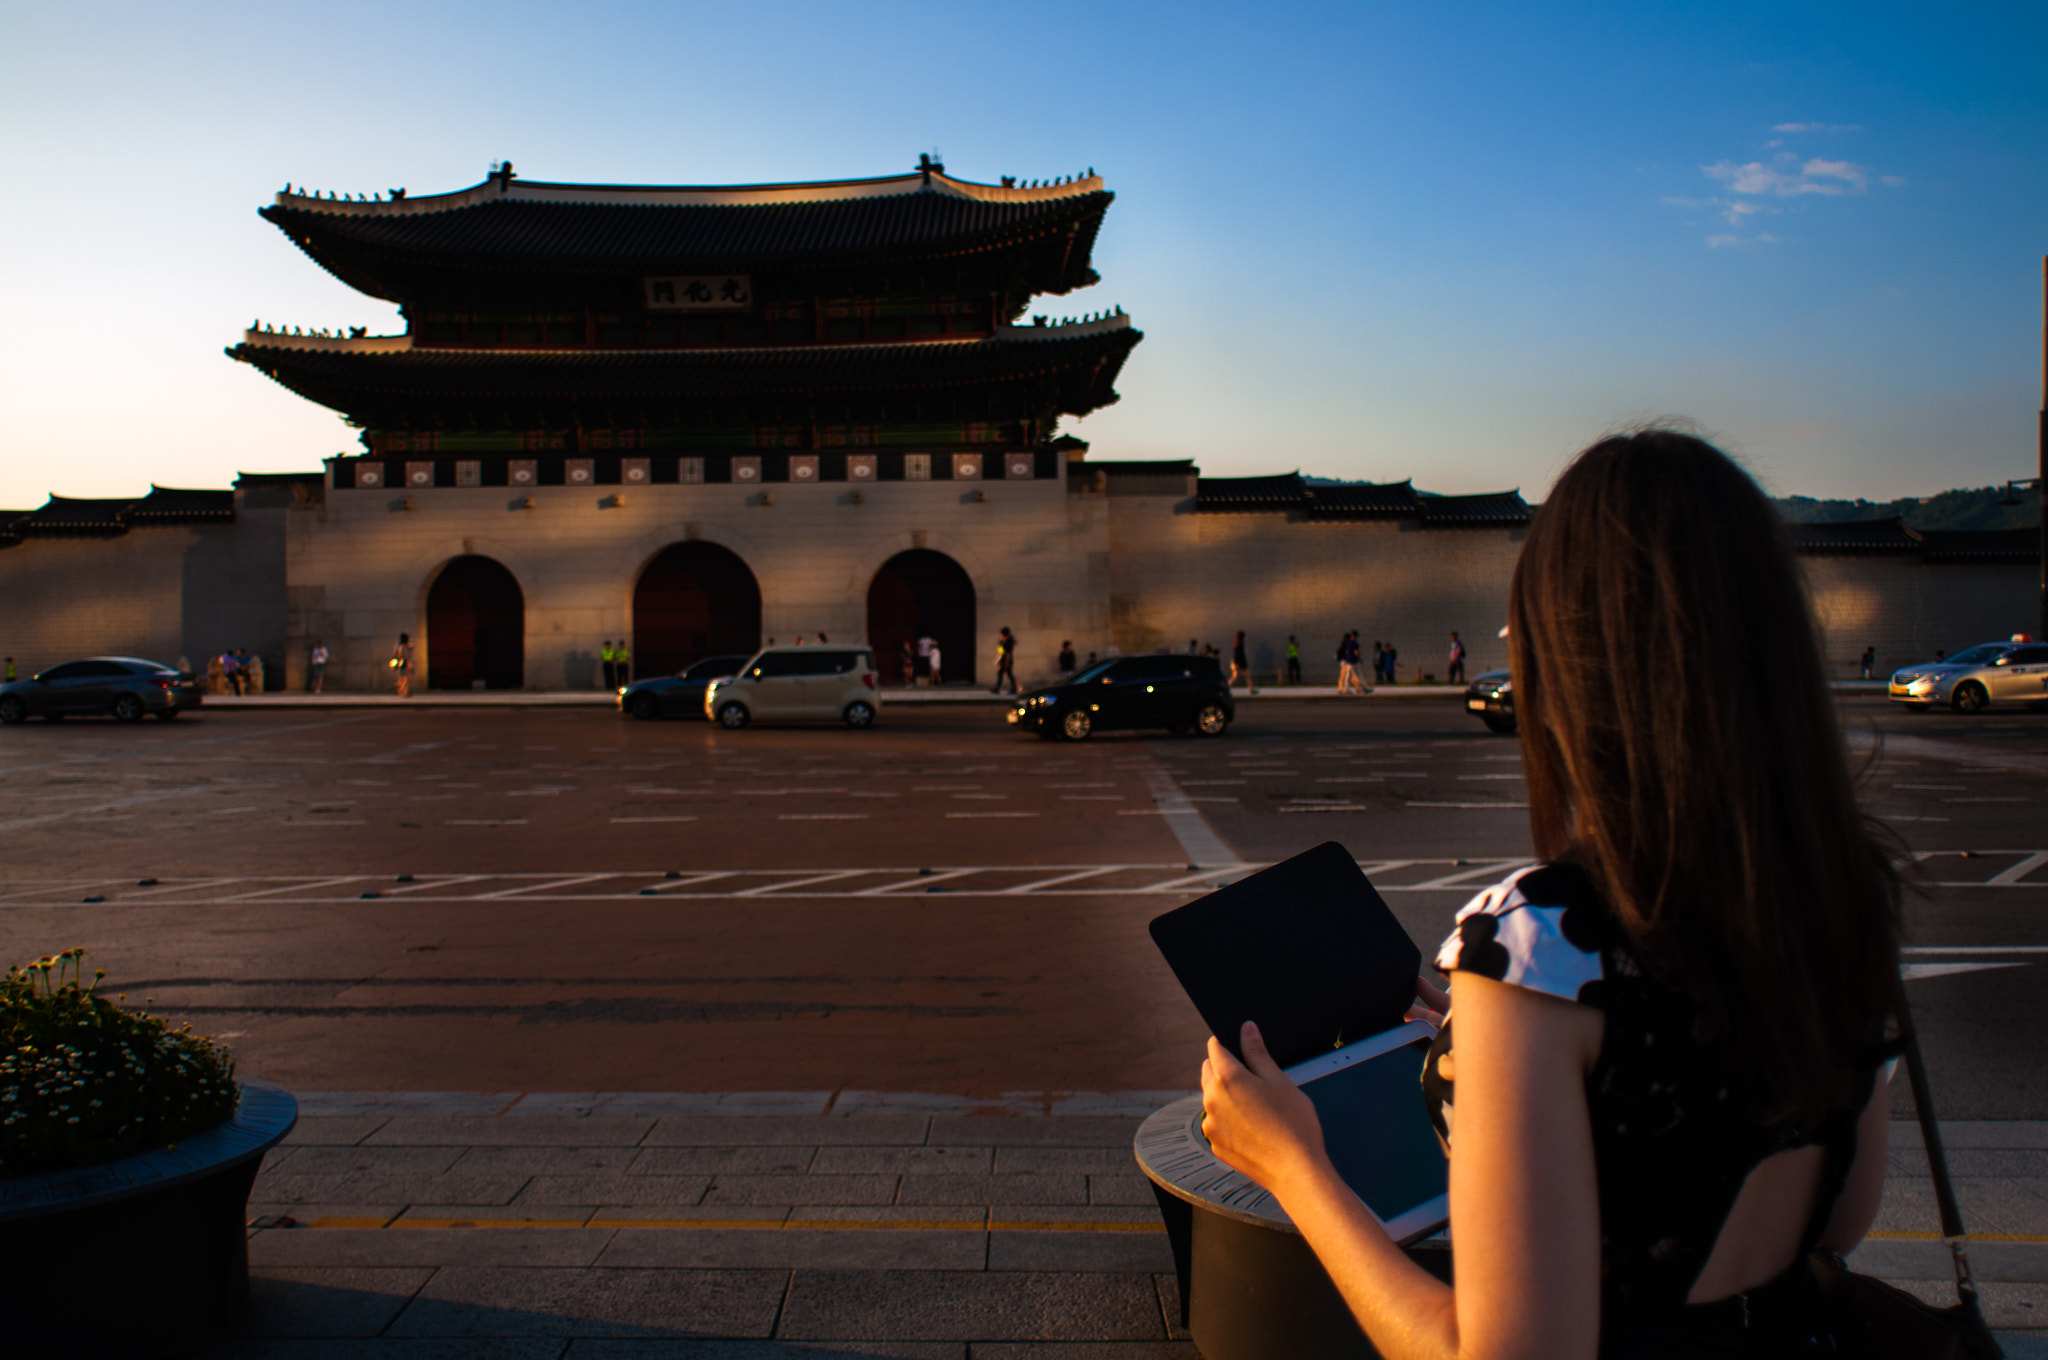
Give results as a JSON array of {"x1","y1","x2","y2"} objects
[
  {"x1": 1009, "y1": 654, "x2": 1234, "y2": 740},
  {"x1": 0, "y1": 657, "x2": 203, "y2": 724},
  {"x1": 617, "y1": 654, "x2": 751, "y2": 720}
]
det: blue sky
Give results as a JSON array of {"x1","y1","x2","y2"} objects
[{"x1": 3, "y1": 0, "x2": 2043, "y2": 508}]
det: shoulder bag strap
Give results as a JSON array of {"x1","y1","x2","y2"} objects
[{"x1": 1895, "y1": 990, "x2": 1982, "y2": 1309}]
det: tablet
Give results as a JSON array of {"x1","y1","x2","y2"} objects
[
  {"x1": 1284, "y1": 1019, "x2": 1449, "y2": 1243},
  {"x1": 1148, "y1": 841, "x2": 1420, "y2": 1069}
]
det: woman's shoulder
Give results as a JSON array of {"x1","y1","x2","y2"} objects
[{"x1": 1433, "y1": 861, "x2": 1616, "y2": 1007}]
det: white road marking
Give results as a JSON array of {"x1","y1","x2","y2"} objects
[
  {"x1": 1988, "y1": 853, "x2": 2048, "y2": 886},
  {"x1": 612, "y1": 816, "x2": 697, "y2": 823},
  {"x1": 1902, "y1": 962, "x2": 2029, "y2": 980}
]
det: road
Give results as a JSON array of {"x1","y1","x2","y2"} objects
[{"x1": 1, "y1": 696, "x2": 2042, "y2": 1116}]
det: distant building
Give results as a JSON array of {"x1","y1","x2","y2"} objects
[{"x1": 0, "y1": 162, "x2": 2035, "y2": 688}]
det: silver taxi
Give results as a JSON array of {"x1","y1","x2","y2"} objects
[
  {"x1": 1889, "y1": 639, "x2": 2048, "y2": 714},
  {"x1": 704, "y1": 645, "x2": 880, "y2": 729}
]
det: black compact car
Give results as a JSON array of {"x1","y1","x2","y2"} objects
[
  {"x1": 617, "y1": 654, "x2": 751, "y2": 720},
  {"x1": 0, "y1": 657, "x2": 203, "y2": 724},
  {"x1": 1009, "y1": 654, "x2": 1234, "y2": 740},
  {"x1": 1464, "y1": 669, "x2": 1515, "y2": 734}
]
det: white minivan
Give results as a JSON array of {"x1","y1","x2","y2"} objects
[{"x1": 704, "y1": 646, "x2": 881, "y2": 729}]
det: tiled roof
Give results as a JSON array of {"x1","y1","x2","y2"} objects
[
  {"x1": 125, "y1": 486, "x2": 235, "y2": 523},
  {"x1": 1787, "y1": 517, "x2": 1923, "y2": 554},
  {"x1": 1195, "y1": 474, "x2": 1307, "y2": 512},
  {"x1": 1916, "y1": 527, "x2": 2041, "y2": 563},
  {"x1": 12, "y1": 496, "x2": 137, "y2": 535},
  {"x1": 263, "y1": 170, "x2": 1112, "y2": 302},
  {"x1": 1417, "y1": 492, "x2": 1531, "y2": 527},
  {"x1": 1302, "y1": 480, "x2": 1422, "y2": 518},
  {"x1": 228, "y1": 325, "x2": 1141, "y2": 427},
  {"x1": 1088, "y1": 460, "x2": 1197, "y2": 475}
]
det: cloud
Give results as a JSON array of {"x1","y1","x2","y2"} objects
[
  {"x1": 1702, "y1": 158, "x2": 1868, "y2": 197},
  {"x1": 1772, "y1": 122, "x2": 1864, "y2": 133}
]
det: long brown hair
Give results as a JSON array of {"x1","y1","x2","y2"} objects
[{"x1": 1508, "y1": 429, "x2": 1899, "y2": 1123}]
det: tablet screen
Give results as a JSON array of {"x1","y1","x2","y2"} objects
[{"x1": 1304, "y1": 1038, "x2": 1446, "y2": 1229}]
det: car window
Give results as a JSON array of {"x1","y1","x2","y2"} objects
[
  {"x1": 804, "y1": 651, "x2": 864, "y2": 676},
  {"x1": 83, "y1": 661, "x2": 133, "y2": 677},
  {"x1": 1120, "y1": 656, "x2": 1190, "y2": 681},
  {"x1": 37, "y1": 662, "x2": 93, "y2": 680},
  {"x1": 749, "y1": 653, "x2": 807, "y2": 679},
  {"x1": 1188, "y1": 656, "x2": 1223, "y2": 679},
  {"x1": 1070, "y1": 660, "x2": 1118, "y2": 685},
  {"x1": 1944, "y1": 645, "x2": 2007, "y2": 666},
  {"x1": 685, "y1": 656, "x2": 747, "y2": 680},
  {"x1": 2011, "y1": 646, "x2": 2048, "y2": 665}
]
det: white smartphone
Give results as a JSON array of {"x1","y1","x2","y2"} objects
[{"x1": 1284, "y1": 1018, "x2": 1449, "y2": 1244}]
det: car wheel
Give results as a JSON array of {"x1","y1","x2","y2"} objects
[
  {"x1": 112, "y1": 693, "x2": 146, "y2": 723},
  {"x1": 1193, "y1": 703, "x2": 1229, "y2": 737},
  {"x1": 0, "y1": 696, "x2": 23, "y2": 725},
  {"x1": 1952, "y1": 682, "x2": 1988, "y2": 715},
  {"x1": 1060, "y1": 709, "x2": 1093, "y2": 741},
  {"x1": 843, "y1": 700, "x2": 875, "y2": 729},
  {"x1": 1482, "y1": 716, "x2": 1516, "y2": 735},
  {"x1": 717, "y1": 702, "x2": 751, "y2": 730},
  {"x1": 628, "y1": 692, "x2": 661, "y2": 721}
]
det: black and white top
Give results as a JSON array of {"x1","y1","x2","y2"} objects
[{"x1": 1423, "y1": 861, "x2": 1873, "y2": 1318}]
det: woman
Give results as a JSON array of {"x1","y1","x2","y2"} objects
[
  {"x1": 1230, "y1": 631, "x2": 1249, "y2": 688},
  {"x1": 1200, "y1": 430, "x2": 1900, "y2": 1359}
]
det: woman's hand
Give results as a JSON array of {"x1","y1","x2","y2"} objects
[
  {"x1": 1200, "y1": 1021, "x2": 1331, "y2": 1194},
  {"x1": 1409, "y1": 974, "x2": 1451, "y2": 1025}
]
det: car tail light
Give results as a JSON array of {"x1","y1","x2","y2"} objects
[
  {"x1": 862, "y1": 672, "x2": 877, "y2": 691},
  {"x1": 151, "y1": 677, "x2": 177, "y2": 689}
]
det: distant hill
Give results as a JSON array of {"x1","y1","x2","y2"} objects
[{"x1": 1773, "y1": 485, "x2": 2040, "y2": 532}]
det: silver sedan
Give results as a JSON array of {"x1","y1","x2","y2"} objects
[{"x1": 1889, "y1": 640, "x2": 2048, "y2": 714}]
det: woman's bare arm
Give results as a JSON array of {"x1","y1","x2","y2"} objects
[
  {"x1": 1200, "y1": 974, "x2": 1606, "y2": 1360},
  {"x1": 1818, "y1": 1073, "x2": 1891, "y2": 1254}
]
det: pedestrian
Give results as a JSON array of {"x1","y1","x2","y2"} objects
[
  {"x1": 992, "y1": 626, "x2": 1018, "y2": 695},
  {"x1": 1334, "y1": 633, "x2": 1356, "y2": 694},
  {"x1": 600, "y1": 640, "x2": 616, "y2": 690},
  {"x1": 1370, "y1": 640, "x2": 1385, "y2": 685},
  {"x1": 1384, "y1": 641, "x2": 1398, "y2": 684},
  {"x1": 916, "y1": 633, "x2": 935, "y2": 686},
  {"x1": 1447, "y1": 631, "x2": 1466, "y2": 684},
  {"x1": 2, "y1": 657, "x2": 14, "y2": 683},
  {"x1": 817, "y1": 632, "x2": 828, "y2": 644},
  {"x1": 927, "y1": 640, "x2": 944, "y2": 687},
  {"x1": 1860, "y1": 645, "x2": 1876, "y2": 680},
  {"x1": 1084, "y1": 650, "x2": 1098, "y2": 670},
  {"x1": 390, "y1": 632, "x2": 414, "y2": 697},
  {"x1": 898, "y1": 638, "x2": 916, "y2": 685},
  {"x1": 220, "y1": 649, "x2": 244, "y2": 696},
  {"x1": 1284, "y1": 635, "x2": 1300, "y2": 685},
  {"x1": 308, "y1": 640, "x2": 328, "y2": 693},
  {"x1": 1187, "y1": 638, "x2": 1200, "y2": 655},
  {"x1": 615, "y1": 639, "x2": 631, "y2": 686},
  {"x1": 1058, "y1": 640, "x2": 1077, "y2": 678},
  {"x1": 1229, "y1": 631, "x2": 1248, "y2": 688},
  {"x1": 1196, "y1": 429, "x2": 1904, "y2": 1360}
]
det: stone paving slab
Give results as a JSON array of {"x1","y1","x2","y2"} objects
[{"x1": 214, "y1": 1100, "x2": 2048, "y2": 1355}]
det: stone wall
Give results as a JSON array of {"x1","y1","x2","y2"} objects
[
  {"x1": 1803, "y1": 554, "x2": 2039, "y2": 676},
  {"x1": 1103, "y1": 477, "x2": 1524, "y2": 683},
  {"x1": 285, "y1": 472, "x2": 1109, "y2": 692},
  {"x1": 0, "y1": 496, "x2": 290, "y2": 682}
]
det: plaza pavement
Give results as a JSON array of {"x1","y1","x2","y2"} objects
[{"x1": 206, "y1": 1093, "x2": 2048, "y2": 1358}]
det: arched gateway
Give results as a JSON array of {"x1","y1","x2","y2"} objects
[
  {"x1": 868, "y1": 549, "x2": 976, "y2": 686},
  {"x1": 633, "y1": 542, "x2": 763, "y2": 677},
  {"x1": 427, "y1": 556, "x2": 524, "y2": 690}
]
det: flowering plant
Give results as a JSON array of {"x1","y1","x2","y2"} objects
[{"x1": 1, "y1": 948, "x2": 238, "y2": 1176}]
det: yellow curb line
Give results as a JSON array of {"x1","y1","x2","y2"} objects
[{"x1": 295, "y1": 1216, "x2": 1165, "y2": 1233}]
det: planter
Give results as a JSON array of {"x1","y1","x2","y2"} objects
[
  {"x1": 1136, "y1": 1094, "x2": 1450, "y2": 1360},
  {"x1": 0, "y1": 1079, "x2": 297, "y2": 1360}
]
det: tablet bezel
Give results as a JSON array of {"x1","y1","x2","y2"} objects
[{"x1": 1284, "y1": 1018, "x2": 1448, "y2": 1243}]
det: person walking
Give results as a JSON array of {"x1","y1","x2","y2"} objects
[
  {"x1": 1371, "y1": 639, "x2": 1386, "y2": 685},
  {"x1": 991, "y1": 627, "x2": 1018, "y2": 695},
  {"x1": 927, "y1": 639, "x2": 944, "y2": 688},
  {"x1": 1058, "y1": 640, "x2": 1077, "y2": 678},
  {"x1": 1447, "y1": 630, "x2": 1466, "y2": 684},
  {"x1": 615, "y1": 639, "x2": 631, "y2": 687},
  {"x1": 1335, "y1": 632, "x2": 1362, "y2": 695},
  {"x1": 1383, "y1": 640, "x2": 1399, "y2": 685},
  {"x1": 1197, "y1": 430, "x2": 1904, "y2": 1360},
  {"x1": 1284, "y1": 635, "x2": 1301, "y2": 685},
  {"x1": 916, "y1": 633, "x2": 935, "y2": 686},
  {"x1": 308, "y1": 640, "x2": 328, "y2": 693},
  {"x1": 390, "y1": 632, "x2": 414, "y2": 697},
  {"x1": 600, "y1": 640, "x2": 616, "y2": 690},
  {"x1": 220, "y1": 649, "x2": 244, "y2": 696},
  {"x1": 1229, "y1": 631, "x2": 1249, "y2": 688},
  {"x1": 1860, "y1": 645, "x2": 1876, "y2": 680}
]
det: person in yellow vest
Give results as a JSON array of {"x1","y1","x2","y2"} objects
[
  {"x1": 600, "y1": 640, "x2": 616, "y2": 690},
  {"x1": 391, "y1": 633, "x2": 414, "y2": 697},
  {"x1": 3, "y1": 657, "x2": 14, "y2": 682},
  {"x1": 614, "y1": 639, "x2": 631, "y2": 687}
]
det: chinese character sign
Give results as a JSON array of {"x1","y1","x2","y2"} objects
[{"x1": 644, "y1": 276, "x2": 753, "y2": 311}]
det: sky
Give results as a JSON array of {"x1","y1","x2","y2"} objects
[{"x1": 2, "y1": 0, "x2": 2044, "y2": 509}]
